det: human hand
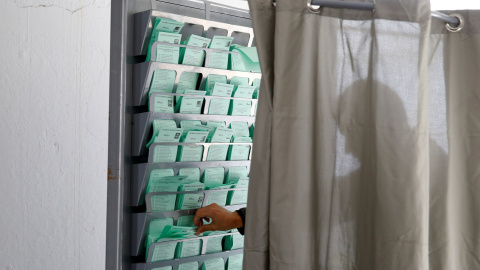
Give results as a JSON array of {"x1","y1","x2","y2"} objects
[{"x1": 193, "y1": 203, "x2": 243, "y2": 236}]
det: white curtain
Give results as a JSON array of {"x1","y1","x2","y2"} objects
[{"x1": 245, "y1": 0, "x2": 480, "y2": 269}]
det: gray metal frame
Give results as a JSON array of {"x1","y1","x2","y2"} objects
[{"x1": 107, "y1": 1, "x2": 254, "y2": 269}]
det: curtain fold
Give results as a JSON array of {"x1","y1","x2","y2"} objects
[{"x1": 245, "y1": 0, "x2": 480, "y2": 269}]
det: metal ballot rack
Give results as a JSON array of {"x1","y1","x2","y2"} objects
[{"x1": 107, "y1": 1, "x2": 258, "y2": 269}]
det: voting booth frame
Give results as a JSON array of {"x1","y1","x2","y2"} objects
[{"x1": 107, "y1": 0, "x2": 259, "y2": 269}]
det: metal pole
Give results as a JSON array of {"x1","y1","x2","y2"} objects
[{"x1": 311, "y1": 0, "x2": 461, "y2": 27}]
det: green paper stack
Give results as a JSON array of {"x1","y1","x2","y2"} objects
[
  {"x1": 176, "y1": 182, "x2": 205, "y2": 210},
  {"x1": 150, "y1": 240, "x2": 177, "y2": 262},
  {"x1": 175, "y1": 239, "x2": 202, "y2": 258},
  {"x1": 229, "y1": 121, "x2": 250, "y2": 139},
  {"x1": 181, "y1": 35, "x2": 211, "y2": 67},
  {"x1": 178, "y1": 262, "x2": 199, "y2": 270},
  {"x1": 229, "y1": 45, "x2": 260, "y2": 73},
  {"x1": 202, "y1": 167, "x2": 225, "y2": 188},
  {"x1": 208, "y1": 83, "x2": 235, "y2": 115},
  {"x1": 205, "y1": 74, "x2": 227, "y2": 94},
  {"x1": 204, "y1": 230, "x2": 227, "y2": 254},
  {"x1": 175, "y1": 90, "x2": 206, "y2": 114},
  {"x1": 205, "y1": 184, "x2": 232, "y2": 206},
  {"x1": 146, "y1": 119, "x2": 177, "y2": 148},
  {"x1": 152, "y1": 267, "x2": 173, "y2": 270},
  {"x1": 225, "y1": 166, "x2": 248, "y2": 184},
  {"x1": 176, "y1": 215, "x2": 195, "y2": 226},
  {"x1": 179, "y1": 168, "x2": 201, "y2": 182},
  {"x1": 229, "y1": 85, "x2": 255, "y2": 116},
  {"x1": 224, "y1": 233, "x2": 244, "y2": 251},
  {"x1": 151, "y1": 127, "x2": 184, "y2": 163},
  {"x1": 226, "y1": 254, "x2": 243, "y2": 270},
  {"x1": 178, "y1": 130, "x2": 209, "y2": 162},
  {"x1": 146, "y1": 17, "x2": 184, "y2": 61},
  {"x1": 206, "y1": 127, "x2": 233, "y2": 161},
  {"x1": 230, "y1": 76, "x2": 249, "y2": 86},
  {"x1": 153, "y1": 32, "x2": 182, "y2": 63},
  {"x1": 206, "y1": 36, "x2": 234, "y2": 70},
  {"x1": 227, "y1": 137, "x2": 252, "y2": 161},
  {"x1": 145, "y1": 218, "x2": 174, "y2": 260},
  {"x1": 177, "y1": 72, "x2": 201, "y2": 92},
  {"x1": 202, "y1": 257, "x2": 225, "y2": 270},
  {"x1": 149, "y1": 69, "x2": 176, "y2": 97},
  {"x1": 227, "y1": 177, "x2": 249, "y2": 205},
  {"x1": 147, "y1": 176, "x2": 190, "y2": 212}
]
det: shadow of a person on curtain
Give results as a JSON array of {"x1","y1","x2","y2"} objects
[{"x1": 332, "y1": 80, "x2": 448, "y2": 269}]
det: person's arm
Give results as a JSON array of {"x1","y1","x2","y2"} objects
[{"x1": 193, "y1": 204, "x2": 245, "y2": 235}]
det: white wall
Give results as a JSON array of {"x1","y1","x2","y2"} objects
[{"x1": 0, "y1": 0, "x2": 110, "y2": 269}]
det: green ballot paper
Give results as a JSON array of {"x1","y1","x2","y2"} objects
[
  {"x1": 206, "y1": 127, "x2": 234, "y2": 161},
  {"x1": 146, "y1": 119, "x2": 177, "y2": 148},
  {"x1": 176, "y1": 215, "x2": 195, "y2": 227},
  {"x1": 228, "y1": 137, "x2": 252, "y2": 161},
  {"x1": 151, "y1": 127, "x2": 183, "y2": 163},
  {"x1": 207, "y1": 36, "x2": 234, "y2": 69},
  {"x1": 147, "y1": 176, "x2": 189, "y2": 212},
  {"x1": 202, "y1": 167, "x2": 225, "y2": 188},
  {"x1": 181, "y1": 35, "x2": 211, "y2": 67},
  {"x1": 146, "y1": 17, "x2": 184, "y2": 61},
  {"x1": 149, "y1": 69, "x2": 176, "y2": 96},
  {"x1": 177, "y1": 72, "x2": 200, "y2": 92},
  {"x1": 149, "y1": 218, "x2": 174, "y2": 235},
  {"x1": 176, "y1": 182, "x2": 205, "y2": 210},
  {"x1": 226, "y1": 254, "x2": 243, "y2": 270},
  {"x1": 178, "y1": 262, "x2": 198, "y2": 270},
  {"x1": 202, "y1": 257, "x2": 225, "y2": 270},
  {"x1": 152, "y1": 267, "x2": 172, "y2": 270},
  {"x1": 226, "y1": 166, "x2": 248, "y2": 184},
  {"x1": 179, "y1": 168, "x2": 201, "y2": 182},
  {"x1": 208, "y1": 83, "x2": 235, "y2": 115},
  {"x1": 206, "y1": 184, "x2": 231, "y2": 206},
  {"x1": 151, "y1": 94, "x2": 174, "y2": 113},
  {"x1": 204, "y1": 231, "x2": 227, "y2": 254},
  {"x1": 205, "y1": 74, "x2": 227, "y2": 94},
  {"x1": 229, "y1": 121, "x2": 250, "y2": 138},
  {"x1": 178, "y1": 130, "x2": 208, "y2": 162},
  {"x1": 227, "y1": 177, "x2": 249, "y2": 205},
  {"x1": 229, "y1": 76, "x2": 249, "y2": 86},
  {"x1": 154, "y1": 32, "x2": 182, "y2": 63},
  {"x1": 160, "y1": 225, "x2": 198, "y2": 239},
  {"x1": 232, "y1": 85, "x2": 255, "y2": 98},
  {"x1": 206, "y1": 121, "x2": 226, "y2": 128},
  {"x1": 229, "y1": 85, "x2": 254, "y2": 116},
  {"x1": 176, "y1": 239, "x2": 202, "y2": 258},
  {"x1": 175, "y1": 90, "x2": 206, "y2": 114},
  {"x1": 224, "y1": 233, "x2": 244, "y2": 250},
  {"x1": 229, "y1": 45, "x2": 261, "y2": 73}
]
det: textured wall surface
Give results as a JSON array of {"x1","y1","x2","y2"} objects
[{"x1": 0, "y1": 0, "x2": 110, "y2": 269}]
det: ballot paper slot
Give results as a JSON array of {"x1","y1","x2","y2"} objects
[
  {"x1": 145, "y1": 188, "x2": 248, "y2": 213},
  {"x1": 149, "y1": 92, "x2": 258, "y2": 116},
  {"x1": 131, "y1": 205, "x2": 245, "y2": 256},
  {"x1": 145, "y1": 232, "x2": 241, "y2": 263},
  {"x1": 131, "y1": 161, "x2": 250, "y2": 207},
  {"x1": 134, "y1": 9, "x2": 254, "y2": 56},
  {"x1": 132, "y1": 112, "x2": 255, "y2": 157},
  {"x1": 132, "y1": 61, "x2": 261, "y2": 107},
  {"x1": 132, "y1": 248, "x2": 243, "y2": 270}
]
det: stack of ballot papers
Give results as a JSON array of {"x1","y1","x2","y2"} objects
[
  {"x1": 176, "y1": 182, "x2": 205, "y2": 210},
  {"x1": 176, "y1": 72, "x2": 201, "y2": 92},
  {"x1": 229, "y1": 85, "x2": 255, "y2": 116},
  {"x1": 206, "y1": 127, "x2": 234, "y2": 161},
  {"x1": 205, "y1": 184, "x2": 231, "y2": 206},
  {"x1": 152, "y1": 266, "x2": 172, "y2": 270},
  {"x1": 146, "y1": 175, "x2": 190, "y2": 212},
  {"x1": 224, "y1": 233, "x2": 244, "y2": 251},
  {"x1": 202, "y1": 167, "x2": 225, "y2": 188},
  {"x1": 178, "y1": 262, "x2": 199, "y2": 270},
  {"x1": 175, "y1": 238, "x2": 202, "y2": 258},
  {"x1": 229, "y1": 122, "x2": 250, "y2": 138},
  {"x1": 146, "y1": 17, "x2": 184, "y2": 61},
  {"x1": 227, "y1": 137, "x2": 252, "y2": 161},
  {"x1": 227, "y1": 177, "x2": 249, "y2": 205},
  {"x1": 146, "y1": 225, "x2": 200, "y2": 262},
  {"x1": 202, "y1": 257, "x2": 225, "y2": 270},
  {"x1": 177, "y1": 129, "x2": 209, "y2": 162},
  {"x1": 179, "y1": 168, "x2": 201, "y2": 182},
  {"x1": 208, "y1": 83, "x2": 234, "y2": 115},
  {"x1": 149, "y1": 91, "x2": 175, "y2": 113},
  {"x1": 177, "y1": 215, "x2": 195, "y2": 226},
  {"x1": 204, "y1": 231, "x2": 227, "y2": 254},
  {"x1": 145, "y1": 218, "x2": 174, "y2": 260},
  {"x1": 153, "y1": 32, "x2": 183, "y2": 63},
  {"x1": 225, "y1": 166, "x2": 248, "y2": 184},
  {"x1": 226, "y1": 254, "x2": 243, "y2": 270},
  {"x1": 181, "y1": 35, "x2": 211, "y2": 67},
  {"x1": 229, "y1": 76, "x2": 249, "y2": 86},
  {"x1": 229, "y1": 45, "x2": 260, "y2": 73},
  {"x1": 148, "y1": 69, "x2": 176, "y2": 97},
  {"x1": 143, "y1": 168, "x2": 174, "y2": 204},
  {"x1": 205, "y1": 74, "x2": 227, "y2": 94},
  {"x1": 174, "y1": 90, "x2": 206, "y2": 114},
  {"x1": 206, "y1": 36, "x2": 234, "y2": 70}
]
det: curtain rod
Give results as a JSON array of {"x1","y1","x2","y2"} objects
[
  {"x1": 309, "y1": 0, "x2": 461, "y2": 27},
  {"x1": 242, "y1": 0, "x2": 461, "y2": 26}
]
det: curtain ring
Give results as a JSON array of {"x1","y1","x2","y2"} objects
[
  {"x1": 307, "y1": 0, "x2": 321, "y2": 13},
  {"x1": 445, "y1": 13, "x2": 464, "y2": 33}
]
